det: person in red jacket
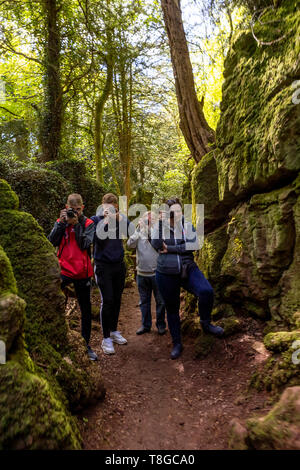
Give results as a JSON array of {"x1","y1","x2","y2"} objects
[{"x1": 48, "y1": 193, "x2": 97, "y2": 361}]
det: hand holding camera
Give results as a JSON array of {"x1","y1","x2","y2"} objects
[
  {"x1": 60, "y1": 208, "x2": 78, "y2": 225},
  {"x1": 66, "y1": 208, "x2": 79, "y2": 225}
]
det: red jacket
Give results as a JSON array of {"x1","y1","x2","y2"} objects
[{"x1": 48, "y1": 216, "x2": 95, "y2": 279}]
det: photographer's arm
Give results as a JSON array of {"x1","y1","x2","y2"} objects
[
  {"x1": 48, "y1": 221, "x2": 66, "y2": 247},
  {"x1": 166, "y1": 224, "x2": 199, "y2": 254},
  {"x1": 127, "y1": 226, "x2": 140, "y2": 250},
  {"x1": 74, "y1": 221, "x2": 95, "y2": 251}
]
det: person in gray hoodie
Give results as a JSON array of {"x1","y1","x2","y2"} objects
[{"x1": 127, "y1": 211, "x2": 166, "y2": 335}]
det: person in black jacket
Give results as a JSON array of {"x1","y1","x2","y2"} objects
[
  {"x1": 91, "y1": 193, "x2": 135, "y2": 355},
  {"x1": 151, "y1": 197, "x2": 224, "y2": 360}
]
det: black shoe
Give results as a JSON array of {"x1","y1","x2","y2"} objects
[
  {"x1": 136, "y1": 326, "x2": 151, "y2": 335},
  {"x1": 157, "y1": 327, "x2": 167, "y2": 335},
  {"x1": 87, "y1": 345, "x2": 98, "y2": 361},
  {"x1": 202, "y1": 323, "x2": 224, "y2": 337},
  {"x1": 170, "y1": 343, "x2": 183, "y2": 360}
]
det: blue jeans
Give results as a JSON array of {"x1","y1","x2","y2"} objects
[
  {"x1": 136, "y1": 274, "x2": 166, "y2": 330},
  {"x1": 156, "y1": 265, "x2": 213, "y2": 345}
]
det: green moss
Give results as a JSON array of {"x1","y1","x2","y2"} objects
[
  {"x1": 0, "y1": 157, "x2": 107, "y2": 234},
  {"x1": 0, "y1": 183, "x2": 105, "y2": 414},
  {"x1": 0, "y1": 361, "x2": 81, "y2": 450},
  {"x1": 264, "y1": 330, "x2": 300, "y2": 352},
  {"x1": 216, "y1": 2, "x2": 300, "y2": 203},
  {"x1": 0, "y1": 179, "x2": 19, "y2": 211},
  {"x1": 244, "y1": 386, "x2": 300, "y2": 450},
  {"x1": 0, "y1": 243, "x2": 17, "y2": 296},
  {"x1": 217, "y1": 316, "x2": 242, "y2": 337},
  {"x1": 194, "y1": 334, "x2": 216, "y2": 358}
]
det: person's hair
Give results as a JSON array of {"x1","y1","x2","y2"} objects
[
  {"x1": 67, "y1": 193, "x2": 83, "y2": 205},
  {"x1": 165, "y1": 197, "x2": 182, "y2": 208},
  {"x1": 102, "y1": 193, "x2": 118, "y2": 205}
]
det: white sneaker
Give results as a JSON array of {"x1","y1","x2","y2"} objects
[
  {"x1": 110, "y1": 331, "x2": 127, "y2": 345},
  {"x1": 101, "y1": 338, "x2": 115, "y2": 355}
]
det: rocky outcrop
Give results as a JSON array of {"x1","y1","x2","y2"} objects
[
  {"x1": 183, "y1": 1, "x2": 300, "y2": 448},
  {"x1": 229, "y1": 386, "x2": 300, "y2": 450},
  {"x1": 0, "y1": 179, "x2": 105, "y2": 449}
]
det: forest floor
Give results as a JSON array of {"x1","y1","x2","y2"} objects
[{"x1": 72, "y1": 282, "x2": 273, "y2": 450}]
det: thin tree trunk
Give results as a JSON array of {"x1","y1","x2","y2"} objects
[
  {"x1": 94, "y1": 53, "x2": 113, "y2": 184},
  {"x1": 39, "y1": 0, "x2": 63, "y2": 162},
  {"x1": 161, "y1": 0, "x2": 215, "y2": 162}
]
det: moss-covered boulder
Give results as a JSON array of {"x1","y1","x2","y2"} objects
[
  {"x1": 0, "y1": 243, "x2": 81, "y2": 449},
  {"x1": 264, "y1": 330, "x2": 300, "y2": 353},
  {"x1": 0, "y1": 362, "x2": 82, "y2": 450},
  {"x1": 0, "y1": 177, "x2": 19, "y2": 211},
  {"x1": 0, "y1": 179, "x2": 105, "y2": 415},
  {"x1": 229, "y1": 386, "x2": 300, "y2": 449},
  {"x1": 217, "y1": 2, "x2": 300, "y2": 203},
  {"x1": 192, "y1": 151, "x2": 236, "y2": 233}
]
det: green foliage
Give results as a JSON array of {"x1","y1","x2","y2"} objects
[{"x1": 0, "y1": 157, "x2": 107, "y2": 233}]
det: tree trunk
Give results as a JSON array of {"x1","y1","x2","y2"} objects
[
  {"x1": 94, "y1": 54, "x2": 113, "y2": 184},
  {"x1": 161, "y1": 0, "x2": 215, "y2": 162},
  {"x1": 39, "y1": 0, "x2": 63, "y2": 162}
]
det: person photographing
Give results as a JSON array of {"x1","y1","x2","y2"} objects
[
  {"x1": 127, "y1": 211, "x2": 166, "y2": 336},
  {"x1": 91, "y1": 193, "x2": 134, "y2": 355},
  {"x1": 48, "y1": 193, "x2": 97, "y2": 361},
  {"x1": 151, "y1": 197, "x2": 224, "y2": 360}
]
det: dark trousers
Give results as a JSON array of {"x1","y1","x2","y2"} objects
[
  {"x1": 94, "y1": 261, "x2": 126, "y2": 338},
  {"x1": 61, "y1": 275, "x2": 92, "y2": 345},
  {"x1": 136, "y1": 274, "x2": 166, "y2": 330},
  {"x1": 156, "y1": 265, "x2": 213, "y2": 345}
]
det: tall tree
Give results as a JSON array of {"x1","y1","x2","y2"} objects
[
  {"x1": 39, "y1": 0, "x2": 63, "y2": 162},
  {"x1": 160, "y1": 0, "x2": 215, "y2": 162}
]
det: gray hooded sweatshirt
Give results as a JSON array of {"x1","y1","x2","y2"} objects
[{"x1": 127, "y1": 227, "x2": 158, "y2": 276}]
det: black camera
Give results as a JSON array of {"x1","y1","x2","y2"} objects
[{"x1": 66, "y1": 208, "x2": 78, "y2": 218}]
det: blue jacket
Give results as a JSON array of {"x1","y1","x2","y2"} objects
[{"x1": 91, "y1": 213, "x2": 134, "y2": 264}]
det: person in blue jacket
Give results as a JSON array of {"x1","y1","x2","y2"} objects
[{"x1": 151, "y1": 197, "x2": 224, "y2": 360}]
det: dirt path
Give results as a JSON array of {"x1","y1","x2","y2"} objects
[{"x1": 76, "y1": 284, "x2": 272, "y2": 450}]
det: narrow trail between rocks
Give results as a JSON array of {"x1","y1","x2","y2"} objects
[{"x1": 77, "y1": 284, "x2": 272, "y2": 450}]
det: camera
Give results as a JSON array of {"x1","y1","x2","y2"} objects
[{"x1": 66, "y1": 208, "x2": 78, "y2": 218}]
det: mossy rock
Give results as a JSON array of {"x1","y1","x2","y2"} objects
[
  {"x1": 216, "y1": 2, "x2": 300, "y2": 203},
  {"x1": 192, "y1": 151, "x2": 236, "y2": 233},
  {"x1": 0, "y1": 179, "x2": 19, "y2": 211},
  {"x1": 0, "y1": 361, "x2": 81, "y2": 450},
  {"x1": 193, "y1": 333, "x2": 216, "y2": 358},
  {"x1": 216, "y1": 316, "x2": 242, "y2": 337},
  {"x1": 0, "y1": 243, "x2": 17, "y2": 296},
  {"x1": 264, "y1": 330, "x2": 300, "y2": 352},
  {"x1": 0, "y1": 182, "x2": 105, "y2": 414},
  {"x1": 211, "y1": 304, "x2": 236, "y2": 320},
  {"x1": 252, "y1": 345, "x2": 300, "y2": 392},
  {"x1": 245, "y1": 386, "x2": 300, "y2": 450},
  {"x1": 0, "y1": 294, "x2": 25, "y2": 353}
]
